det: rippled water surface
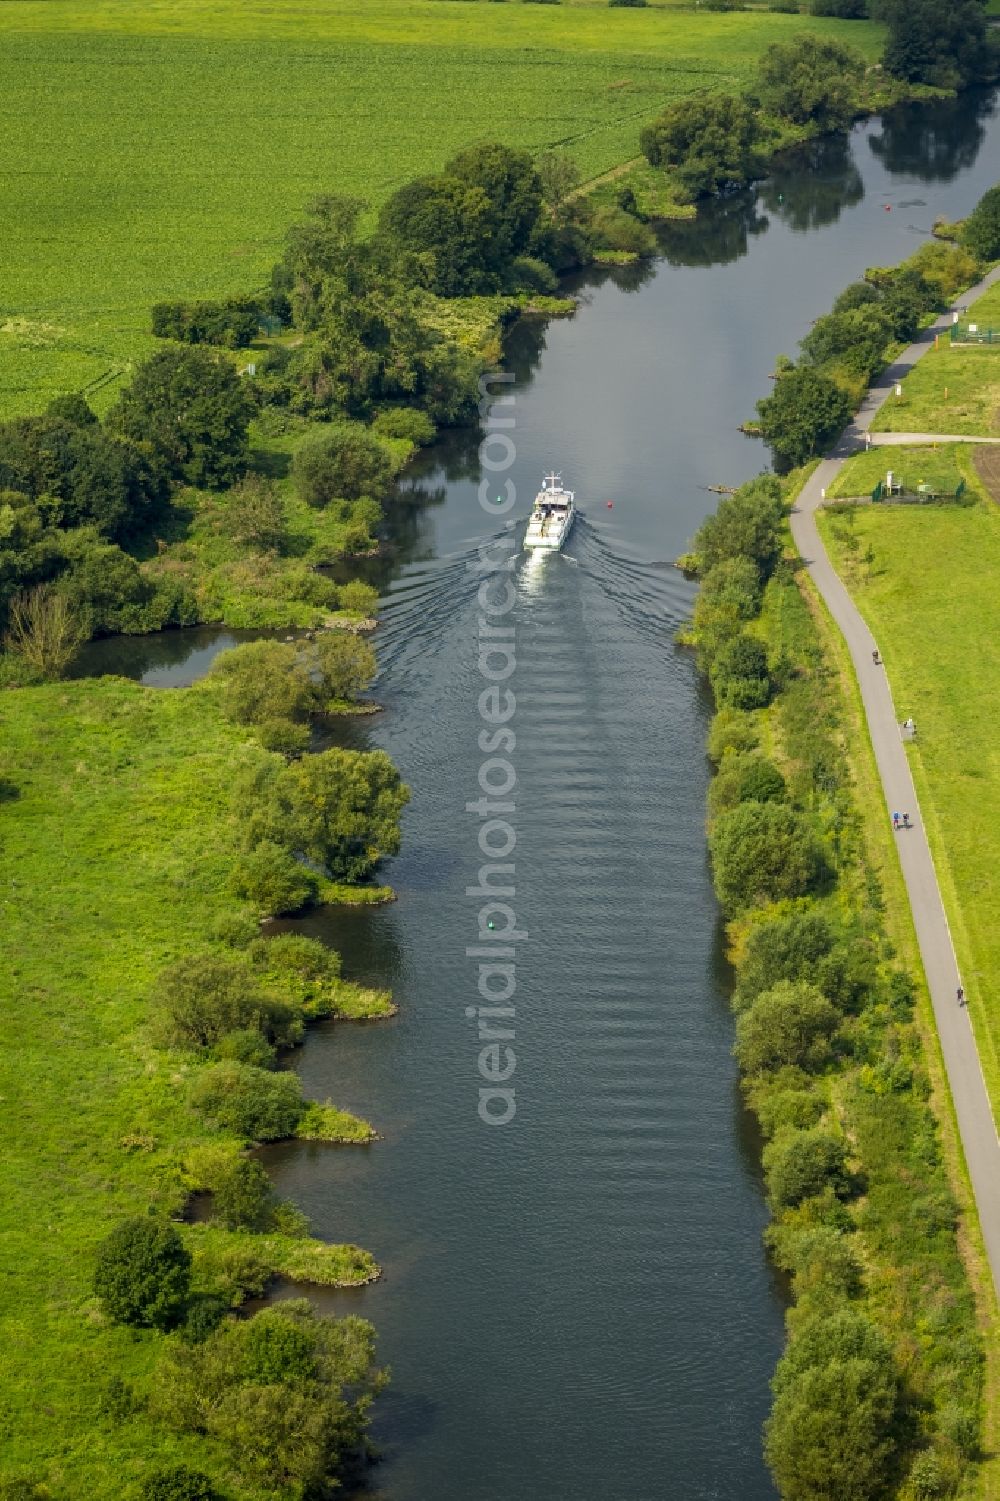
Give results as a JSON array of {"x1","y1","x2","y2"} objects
[{"x1": 85, "y1": 88, "x2": 1000, "y2": 1501}]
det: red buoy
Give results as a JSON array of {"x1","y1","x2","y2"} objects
[
  {"x1": 606, "y1": 500, "x2": 614, "y2": 509},
  {"x1": 884, "y1": 205, "x2": 891, "y2": 212}
]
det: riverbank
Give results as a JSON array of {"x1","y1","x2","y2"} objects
[
  {"x1": 0, "y1": 678, "x2": 391, "y2": 1494},
  {"x1": 690, "y1": 471, "x2": 990, "y2": 1493}
]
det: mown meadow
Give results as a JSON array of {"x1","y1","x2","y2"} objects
[{"x1": 0, "y1": 0, "x2": 882, "y2": 417}]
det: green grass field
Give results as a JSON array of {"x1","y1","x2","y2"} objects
[
  {"x1": 817, "y1": 501, "x2": 1000, "y2": 1130},
  {"x1": 826, "y1": 441, "x2": 981, "y2": 499},
  {"x1": 872, "y1": 279, "x2": 1000, "y2": 436},
  {"x1": 0, "y1": 0, "x2": 882, "y2": 418},
  {"x1": 0, "y1": 679, "x2": 383, "y2": 1495}
]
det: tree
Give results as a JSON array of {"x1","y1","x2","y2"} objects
[
  {"x1": 694, "y1": 476, "x2": 785, "y2": 579},
  {"x1": 292, "y1": 422, "x2": 395, "y2": 506},
  {"x1": 736, "y1": 910, "x2": 836, "y2": 1006},
  {"x1": 140, "y1": 1468, "x2": 221, "y2": 1501},
  {"x1": 314, "y1": 631, "x2": 376, "y2": 704},
  {"x1": 765, "y1": 1356, "x2": 897, "y2": 1499},
  {"x1": 210, "y1": 640, "x2": 315, "y2": 726},
  {"x1": 152, "y1": 1300, "x2": 383, "y2": 1493},
  {"x1": 111, "y1": 346, "x2": 254, "y2": 489},
  {"x1": 190, "y1": 1062, "x2": 305, "y2": 1140},
  {"x1": 0, "y1": 415, "x2": 164, "y2": 541},
  {"x1": 876, "y1": 0, "x2": 990, "y2": 87},
  {"x1": 220, "y1": 473, "x2": 287, "y2": 552},
  {"x1": 537, "y1": 150, "x2": 581, "y2": 211},
  {"x1": 756, "y1": 366, "x2": 852, "y2": 472},
  {"x1": 247, "y1": 748, "x2": 409, "y2": 882},
  {"x1": 45, "y1": 393, "x2": 97, "y2": 427},
  {"x1": 4, "y1": 584, "x2": 86, "y2": 678},
  {"x1": 445, "y1": 142, "x2": 544, "y2": 276},
  {"x1": 93, "y1": 1217, "x2": 192, "y2": 1330},
  {"x1": 710, "y1": 801, "x2": 828, "y2": 912},
  {"x1": 640, "y1": 93, "x2": 765, "y2": 200},
  {"x1": 763, "y1": 1127, "x2": 850, "y2": 1207},
  {"x1": 379, "y1": 174, "x2": 495, "y2": 296},
  {"x1": 962, "y1": 183, "x2": 1000, "y2": 262},
  {"x1": 756, "y1": 38, "x2": 865, "y2": 131},
  {"x1": 735, "y1": 980, "x2": 840, "y2": 1075},
  {"x1": 338, "y1": 579, "x2": 378, "y2": 617}
]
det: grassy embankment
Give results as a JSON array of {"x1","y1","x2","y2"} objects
[
  {"x1": 871, "y1": 281, "x2": 1000, "y2": 436},
  {"x1": 0, "y1": 0, "x2": 884, "y2": 418},
  {"x1": 0, "y1": 677, "x2": 391, "y2": 1494}
]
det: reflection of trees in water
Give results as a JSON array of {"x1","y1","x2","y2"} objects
[
  {"x1": 760, "y1": 134, "x2": 864, "y2": 233},
  {"x1": 867, "y1": 88, "x2": 996, "y2": 182},
  {"x1": 657, "y1": 191, "x2": 769, "y2": 268}
]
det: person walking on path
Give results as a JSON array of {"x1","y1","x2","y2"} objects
[{"x1": 958, "y1": 985, "x2": 966, "y2": 1007}]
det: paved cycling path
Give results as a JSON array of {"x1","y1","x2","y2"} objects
[{"x1": 788, "y1": 263, "x2": 1000, "y2": 1293}]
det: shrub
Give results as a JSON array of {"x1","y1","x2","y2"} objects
[
  {"x1": 210, "y1": 640, "x2": 315, "y2": 727},
  {"x1": 338, "y1": 580, "x2": 378, "y2": 617},
  {"x1": 152, "y1": 953, "x2": 295, "y2": 1051},
  {"x1": 220, "y1": 474, "x2": 287, "y2": 552},
  {"x1": 752, "y1": 1084, "x2": 825, "y2": 1139},
  {"x1": 292, "y1": 422, "x2": 395, "y2": 506},
  {"x1": 191, "y1": 1063, "x2": 305, "y2": 1140},
  {"x1": 641, "y1": 93, "x2": 764, "y2": 199},
  {"x1": 781, "y1": 1227, "x2": 863, "y2": 1301},
  {"x1": 711, "y1": 632, "x2": 771, "y2": 710},
  {"x1": 257, "y1": 717, "x2": 311, "y2": 758},
  {"x1": 4, "y1": 585, "x2": 87, "y2": 679},
  {"x1": 590, "y1": 207, "x2": 657, "y2": 258},
  {"x1": 609, "y1": 0, "x2": 646, "y2": 6},
  {"x1": 213, "y1": 1157, "x2": 277, "y2": 1230},
  {"x1": 735, "y1": 981, "x2": 839, "y2": 1075},
  {"x1": 46, "y1": 393, "x2": 97, "y2": 427},
  {"x1": 711, "y1": 801, "x2": 828, "y2": 911},
  {"x1": 371, "y1": 407, "x2": 436, "y2": 446},
  {"x1": 229, "y1": 841, "x2": 318, "y2": 916},
  {"x1": 178, "y1": 1297, "x2": 230, "y2": 1346},
  {"x1": 314, "y1": 631, "x2": 376, "y2": 704},
  {"x1": 151, "y1": 296, "x2": 261, "y2": 349},
  {"x1": 249, "y1": 933, "x2": 342, "y2": 1017},
  {"x1": 211, "y1": 908, "x2": 261, "y2": 949},
  {"x1": 810, "y1": 0, "x2": 866, "y2": 12},
  {"x1": 140, "y1": 1467, "x2": 222, "y2": 1501},
  {"x1": 764, "y1": 1128, "x2": 850, "y2": 1207},
  {"x1": 93, "y1": 1217, "x2": 192, "y2": 1330},
  {"x1": 708, "y1": 754, "x2": 786, "y2": 818},
  {"x1": 707, "y1": 708, "x2": 760, "y2": 763},
  {"x1": 215, "y1": 1028, "x2": 276, "y2": 1068}
]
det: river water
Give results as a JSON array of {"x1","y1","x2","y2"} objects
[{"x1": 83, "y1": 89, "x2": 1000, "y2": 1500}]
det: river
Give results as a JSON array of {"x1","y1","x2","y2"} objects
[{"x1": 81, "y1": 88, "x2": 1000, "y2": 1501}]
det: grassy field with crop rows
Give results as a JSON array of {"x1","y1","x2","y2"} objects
[{"x1": 0, "y1": 0, "x2": 882, "y2": 417}]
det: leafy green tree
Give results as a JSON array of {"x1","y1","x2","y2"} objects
[
  {"x1": 735, "y1": 980, "x2": 840, "y2": 1075},
  {"x1": 640, "y1": 93, "x2": 765, "y2": 200},
  {"x1": 445, "y1": 143, "x2": 544, "y2": 277},
  {"x1": 962, "y1": 184, "x2": 1000, "y2": 261},
  {"x1": 694, "y1": 476, "x2": 785, "y2": 579},
  {"x1": 766, "y1": 1351, "x2": 897, "y2": 1500},
  {"x1": 710, "y1": 801, "x2": 828, "y2": 912},
  {"x1": 257, "y1": 718, "x2": 311, "y2": 759},
  {"x1": 763, "y1": 1127, "x2": 850, "y2": 1207},
  {"x1": 220, "y1": 473, "x2": 287, "y2": 552},
  {"x1": 247, "y1": 748, "x2": 409, "y2": 882},
  {"x1": 338, "y1": 579, "x2": 379, "y2": 617},
  {"x1": 774, "y1": 1226, "x2": 863, "y2": 1301},
  {"x1": 735, "y1": 909, "x2": 876, "y2": 1012},
  {"x1": 45, "y1": 393, "x2": 98, "y2": 427},
  {"x1": 293, "y1": 422, "x2": 395, "y2": 506},
  {"x1": 314, "y1": 631, "x2": 376, "y2": 704},
  {"x1": 93, "y1": 1217, "x2": 192, "y2": 1330},
  {"x1": 213, "y1": 1157, "x2": 277, "y2": 1230},
  {"x1": 210, "y1": 640, "x2": 315, "y2": 726},
  {"x1": 709, "y1": 754, "x2": 787, "y2": 818},
  {"x1": 111, "y1": 347, "x2": 254, "y2": 489},
  {"x1": 537, "y1": 150, "x2": 582, "y2": 210},
  {"x1": 153, "y1": 1299, "x2": 382, "y2": 1492},
  {"x1": 0, "y1": 415, "x2": 164, "y2": 541},
  {"x1": 190, "y1": 1062, "x2": 305, "y2": 1140},
  {"x1": 379, "y1": 174, "x2": 495, "y2": 296},
  {"x1": 756, "y1": 38, "x2": 865, "y2": 131},
  {"x1": 756, "y1": 366, "x2": 852, "y2": 472},
  {"x1": 876, "y1": 0, "x2": 990, "y2": 87},
  {"x1": 140, "y1": 1467, "x2": 221, "y2": 1501},
  {"x1": 371, "y1": 407, "x2": 436, "y2": 445}
]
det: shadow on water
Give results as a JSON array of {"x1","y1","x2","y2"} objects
[{"x1": 867, "y1": 85, "x2": 997, "y2": 182}]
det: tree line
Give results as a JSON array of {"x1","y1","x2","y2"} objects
[{"x1": 685, "y1": 477, "x2": 983, "y2": 1498}]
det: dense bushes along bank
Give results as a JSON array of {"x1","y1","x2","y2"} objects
[{"x1": 685, "y1": 477, "x2": 984, "y2": 1497}]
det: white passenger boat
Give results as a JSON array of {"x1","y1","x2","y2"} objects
[{"x1": 524, "y1": 472, "x2": 576, "y2": 552}]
